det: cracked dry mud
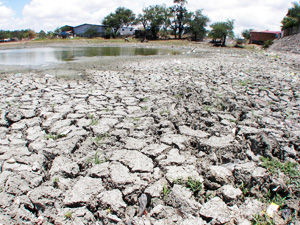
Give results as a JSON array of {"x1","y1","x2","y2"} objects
[{"x1": 0, "y1": 43, "x2": 299, "y2": 225}]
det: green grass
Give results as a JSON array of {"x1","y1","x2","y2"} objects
[
  {"x1": 186, "y1": 177, "x2": 202, "y2": 194},
  {"x1": 133, "y1": 117, "x2": 140, "y2": 122},
  {"x1": 88, "y1": 114, "x2": 99, "y2": 125},
  {"x1": 160, "y1": 110, "x2": 170, "y2": 115},
  {"x1": 141, "y1": 106, "x2": 148, "y2": 110},
  {"x1": 260, "y1": 157, "x2": 300, "y2": 177},
  {"x1": 163, "y1": 184, "x2": 171, "y2": 199},
  {"x1": 204, "y1": 105, "x2": 214, "y2": 112},
  {"x1": 238, "y1": 181, "x2": 249, "y2": 196},
  {"x1": 174, "y1": 94, "x2": 183, "y2": 98},
  {"x1": 251, "y1": 213, "x2": 275, "y2": 225},
  {"x1": 45, "y1": 133, "x2": 67, "y2": 140},
  {"x1": 89, "y1": 151, "x2": 106, "y2": 164},
  {"x1": 64, "y1": 212, "x2": 72, "y2": 220},
  {"x1": 140, "y1": 97, "x2": 149, "y2": 102},
  {"x1": 94, "y1": 132, "x2": 110, "y2": 144},
  {"x1": 53, "y1": 177, "x2": 59, "y2": 188},
  {"x1": 174, "y1": 177, "x2": 202, "y2": 196}
]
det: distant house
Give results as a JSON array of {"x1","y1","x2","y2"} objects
[
  {"x1": 250, "y1": 31, "x2": 281, "y2": 45},
  {"x1": 73, "y1": 24, "x2": 107, "y2": 37}
]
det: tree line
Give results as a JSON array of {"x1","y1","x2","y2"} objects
[{"x1": 102, "y1": 0, "x2": 236, "y2": 45}]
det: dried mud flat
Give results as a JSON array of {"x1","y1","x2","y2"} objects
[{"x1": 0, "y1": 42, "x2": 299, "y2": 225}]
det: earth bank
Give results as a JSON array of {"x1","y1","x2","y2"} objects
[{"x1": 0, "y1": 41, "x2": 299, "y2": 224}]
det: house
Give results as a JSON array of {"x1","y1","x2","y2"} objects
[
  {"x1": 73, "y1": 24, "x2": 107, "y2": 37},
  {"x1": 250, "y1": 31, "x2": 281, "y2": 45}
]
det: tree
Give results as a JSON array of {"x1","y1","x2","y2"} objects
[
  {"x1": 241, "y1": 29, "x2": 251, "y2": 40},
  {"x1": 136, "y1": 5, "x2": 169, "y2": 40},
  {"x1": 209, "y1": 20, "x2": 235, "y2": 46},
  {"x1": 187, "y1": 10, "x2": 209, "y2": 41},
  {"x1": 281, "y1": 1, "x2": 300, "y2": 29},
  {"x1": 102, "y1": 7, "x2": 135, "y2": 37},
  {"x1": 23, "y1": 29, "x2": 36, "y2": 39},
  {"x1": 84, "y1": 27, "x2": 99, "y2": 38},
  {"x1": 0, "y1": 30, "x2": 10, "y2": 40},
  {"x1": 169, "y1": 0, "x2": 191, "y2": 39},
  {"x1": 39, "y1": 30, "x2": 47, "y2": 39}
]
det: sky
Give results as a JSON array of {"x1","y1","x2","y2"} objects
[{"x1": 0, "y1": 0, "x2": 296, "y2": 36}]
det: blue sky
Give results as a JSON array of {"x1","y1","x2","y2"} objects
[
  {"x1": 2, "y1": 0, "x2": 30, "y2": 17},
  {"x1": 0, "y1": 0, "x2": 296, "y2": 35}
]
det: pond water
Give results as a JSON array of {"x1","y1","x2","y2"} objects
[{"x1": 0, "y1": 46, "x2": 179, "y2": 65}]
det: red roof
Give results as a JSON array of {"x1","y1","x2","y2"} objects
[{"x1": 251, "y1": 31, "x2": 281, "y2": 34}]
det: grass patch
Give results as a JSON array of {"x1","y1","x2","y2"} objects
[
  {"x1": 140, "y1": 97, "x2": 149, "y2": 102},
  {"x1": 88, "y1": 114, "x2": 99, "y2": 125},
  {"x1": 251, "y1": 213, "x2": 275, "y2": 225},
  {"x1": 94, "y1": 132, "x2": 110, "y2": 145},
  {"x1": 160, "y1": 110, "x2": 170, "y2": 115},
  {"x1": 163, "y1": 184, "x2": 171, "y2": 199},
  {"x1": 174, "y1": 177, "x2": 202, "y2": 197},
  {"x1": 260, "y1": 157, "x2": 300, "y2": 177},
  {"x1": 89, "y1": 151, "x2": 107, "y2": 164},
  {"x1": 204, "y1": 105, "x2": 214, "y2": 112},
  {"x1": 45, "y1": 133, "x2": 67, "y2": 140},
  {"x1": 64, "y1": 212, "x2": 72, "y2": 220}
]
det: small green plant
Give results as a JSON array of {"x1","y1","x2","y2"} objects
[
  {"x1": 260, "y1": 87, "x2": 269, "y2": 90},
  {"x1": 174, "y1": 94, "x2": 183, "y2": 98},
  {"x1": 141, "y1": 106, "x2": 148, "y2": 110},
  {"x1": 104, "y1": 108, "x2": 110, "y2": 112},
  {"x1": 205, "y1": 105, "x2": 214, "y2": 112},
  {"x1": 45, "y1": 133, "x2": 67, "y2": 140},
  {"x1": 251, "y1": 213, "x2": 275, "y2": 225},
  {"x1": 239, "y1": 181, "x2": 249, "y2": 196},
  {"x1": 186, "y1": 177, "x2": 202, "y2": 194},
  {"x1": 89, "y1": 151, "x2": 106, "y2": 164},
  {"x1": 64, "y1": 211, "x2": 72, "y2": 220},
  {"x1": 88, "y1": 114, "x2": 99, "y2": 125},
  {"x1": 140, "y1": 97, "x2": 149, "y2": 102},
  {"x1": 160, "y1": 110, "x2": 170, "y2": 115},
  {"x1": 240, "y1": 80, "x2": 248, "y2": 86},
  {"x1": 263, "y1": 40, "x2": 273, "y2": 49},
  {"x1": 163, "y1": 184, "x2": 171, "y2": 199},
  {"x1": 53, "y1": 177, "x2": 59, "y2": 188},
  {"x1": 133, "y1": 117, "x2": 140, "y2": 122},
  {"x1": 228, "y1": 119, "x2": 237, "y2": 123},
  {"x1": 174, "y1": 177, "x2": 202, "y2": 197},
  {"x1": 94, "y1": 132, "x2": 109, "y2": 145}
]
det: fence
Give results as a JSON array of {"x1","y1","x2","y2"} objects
[{"x1": 281, "y1": 25, "x2": 300, "y2": 37}]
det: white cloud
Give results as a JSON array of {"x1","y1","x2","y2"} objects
[
  {"x1": 0, "y1": 0, "x2": 296, "y2": 35},
  {"x1": 0, "y1": 2, "x2": 15, "y2": 28}
]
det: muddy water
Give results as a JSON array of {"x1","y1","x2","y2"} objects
[{"x1": 0, "y1": 46, "x2": 179, "y2": 65}]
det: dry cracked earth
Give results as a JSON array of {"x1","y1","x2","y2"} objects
[{"x1": 0, "y1": 44, "x2": 299, "y2": 225}]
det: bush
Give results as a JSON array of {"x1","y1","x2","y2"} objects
[{"x1": 263, "y1": 40, "x2": 273, "y2": 49}]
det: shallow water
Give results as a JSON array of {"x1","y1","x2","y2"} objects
[{"x1": 0, "y1": 46, "x2": 179, "y2": 65}]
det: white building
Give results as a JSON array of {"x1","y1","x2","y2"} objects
[{"x1": 118, "y1": 27, "x2": 135, "y2": 36}]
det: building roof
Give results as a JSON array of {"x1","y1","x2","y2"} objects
[
  {"x1": 250, "y1": 31, "x2": 281, "y2": 34},
  {"x1": 74, "y1": 23, "x2": 107, "y2": 28}
]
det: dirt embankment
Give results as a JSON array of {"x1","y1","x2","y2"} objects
[
  {"x1": 268, "y1": 33, "x2": 300, "y2": 69},
  {"x1": 0, "y1": 43, "x2": 299, "y2": 224}
]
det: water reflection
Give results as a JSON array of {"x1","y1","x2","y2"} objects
[{"x1": 0, "y1": 47, "x2": 178, "y2": 65}]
